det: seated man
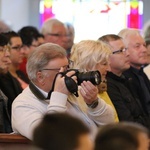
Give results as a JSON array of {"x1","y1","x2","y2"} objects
[
  {"x1": 41, "y1": 18, "x2": 69, "y2": 51},
  {"x1": 33, "y1": 113, "x2": 93, "y2": 150},
  {"x1": 12, "y1": 43, "x2": 114, "y2": 140},
  {"x1": 65, "y1": 22, "x2": 75, "y2": 57},
  {"x1": 118, "y1": 28, "x2": 150, "y2": 116}
]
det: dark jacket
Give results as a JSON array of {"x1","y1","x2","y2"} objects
[
  {"x1": 0, "y1": 71, "x2": 29, "y2": 117},
  {"x1": 0, "y1": 90, "x2": 12, "y2": 133},
  {"x1": 106, "y1": 71, "x2": 150, "y2": 129},
  {"x1": 123, "y1": 67, "x2": 150, "y2": 116}
]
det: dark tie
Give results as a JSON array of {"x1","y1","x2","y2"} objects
[{"x1": 47, "y1": 91, "x2": 52, "y2": 99}]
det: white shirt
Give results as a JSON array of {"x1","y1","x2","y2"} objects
[{"x1": 144, "y1": 64, "x2": 150, "y2": 80}]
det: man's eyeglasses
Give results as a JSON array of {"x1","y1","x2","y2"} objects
[
  {"x1": 11, "y1": 45, "x2": 23, "y2": 51},
  {"x1": 39, "y1": 60, "x2": 74, "y2": 72},
  {"x1": 47, "y1": 33, "x2": 69, "y2": 38},
  {"x1": 0, "y1": 45, "x2": 11, "y2": 53},
  {"x1": 39, "y1": 65, "x2": 69, "y2": 72},
  {"x1": 112, "y1": 48, "x2": 128, "y2": 54}
]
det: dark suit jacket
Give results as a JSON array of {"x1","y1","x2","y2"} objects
[
  {"x1": 106, "y1": 71, "x2": 150, "y2": 130},
  {"x1": 123, "y1": 67, "x2": 150, "y2": 116},
  {"x1": 0, "y1": 71, "x2": 29, "y2": 117}
]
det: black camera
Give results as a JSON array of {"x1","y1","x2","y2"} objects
[
  {"x1": 62, "y1": 69, "x2": 101, "y2": 97},
  {"x1": 74, "y1": 69, "x2": 101, "y2": 85}
]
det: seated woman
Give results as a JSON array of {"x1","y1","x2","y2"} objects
[
  {"x1": 0, "y1": 33, "x2": 12, "y2": 133},
  {"x1": 0, "y1": 31, "x2": 29, "y2": 117},
  {"x1": 70, "y1": 40, "x2": 119, "y2": 122}
]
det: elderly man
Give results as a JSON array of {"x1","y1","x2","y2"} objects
[
  {"x1": 118, "y1": 28, "x2": 150, "y2": 116},
  {"x1": 41, "y1": 18, "x2": 69, "y2": 51},
  {"x1": 12, "y1": 43, "x2": 114, "y2": 140}
]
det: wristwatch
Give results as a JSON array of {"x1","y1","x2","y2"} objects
[{"x1": 87, "y1": 98, "x2": 99, "y2": 109}]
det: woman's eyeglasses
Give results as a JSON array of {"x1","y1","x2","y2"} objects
[{"x1": 0, "y1": 45, "x2": 11, "y2": 53}]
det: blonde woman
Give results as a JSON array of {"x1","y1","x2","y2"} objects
[{"x1": 70, "y1": 40, "x2": 119, "y2": 122}]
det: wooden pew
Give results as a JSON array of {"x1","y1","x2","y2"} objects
[{"x1": 0, "y1": 133, "x2": 33, "y2": 150}]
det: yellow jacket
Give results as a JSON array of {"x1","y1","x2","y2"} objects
[{"x1": 98, "y1": 92, "x2": 119, "y2": 122}]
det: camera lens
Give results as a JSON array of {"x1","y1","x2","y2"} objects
[
  {"x1": 62, "y1": 69, "x2": 101, "y2": 97},
  {"x1": 93, "y1": 71, "x2": 101, "y2": 85},
  {"x1": 77, "y1": 70, "x2": 101, "y2": 85}
]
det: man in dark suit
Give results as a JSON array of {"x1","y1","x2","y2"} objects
[{"x1": 118, "y1": 28, "x2": 150, "y2": 117}]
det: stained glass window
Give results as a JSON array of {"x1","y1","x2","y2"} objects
[{"x1": 39, "y1": 0, "x2": 143, "y2": 42}]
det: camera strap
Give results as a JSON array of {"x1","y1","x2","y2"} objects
[
  {"x1": 53, "y1": 71, "x2": 79, "y2": 97},
  {"x1": 47, "y1": 72, "x2": 61, "y2": 99},
  {"x1": 29, "y1": 73, "x2": 59, "y2": 100},
  {"x1": 51, "y1": 71, "x2": 79, "y2": 97},
  {"x1": 64, "y1": 75, "x2": 78, "y2": 97},
  {"x1": 29, "y1": 81, "x2": 47, "y2": 100}
]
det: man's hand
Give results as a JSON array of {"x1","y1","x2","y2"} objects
[{"x1": 54, "y1": 68, "x2": 77, "y2": 95}]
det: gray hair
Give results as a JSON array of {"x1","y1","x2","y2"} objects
[
  {"x1": 118, "y1": 28, "x2": 141, "y2": 46},
  {"x1": 41, "y1": 18, "x2": 64, "y2": 35},
  {"x1": 27, "y1": 43, "x2": 67, "y2": 81},
  {"x1": 0, "y1": 20, "x2": 11, "y2": 33}
]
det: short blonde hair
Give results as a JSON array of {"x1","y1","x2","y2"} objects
[{"x1": 70, "y1": 40, "x2": 111, "y2": 71}]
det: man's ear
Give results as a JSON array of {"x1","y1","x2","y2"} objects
[{"x1": 37, "y1": 71, "x2": 45, "y2": 85}]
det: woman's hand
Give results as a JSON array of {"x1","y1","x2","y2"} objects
[{"x1": 80, "y1": 81, "x2": 98, "y2": 104}]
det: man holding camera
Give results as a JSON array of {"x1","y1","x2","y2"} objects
[{"x1": 11, "y1": 43, "x2": 114, "y2": 140}]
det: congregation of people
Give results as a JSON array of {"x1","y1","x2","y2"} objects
[{"x1": 0, "y1": 17, "x2": 150, "y2": 150}]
